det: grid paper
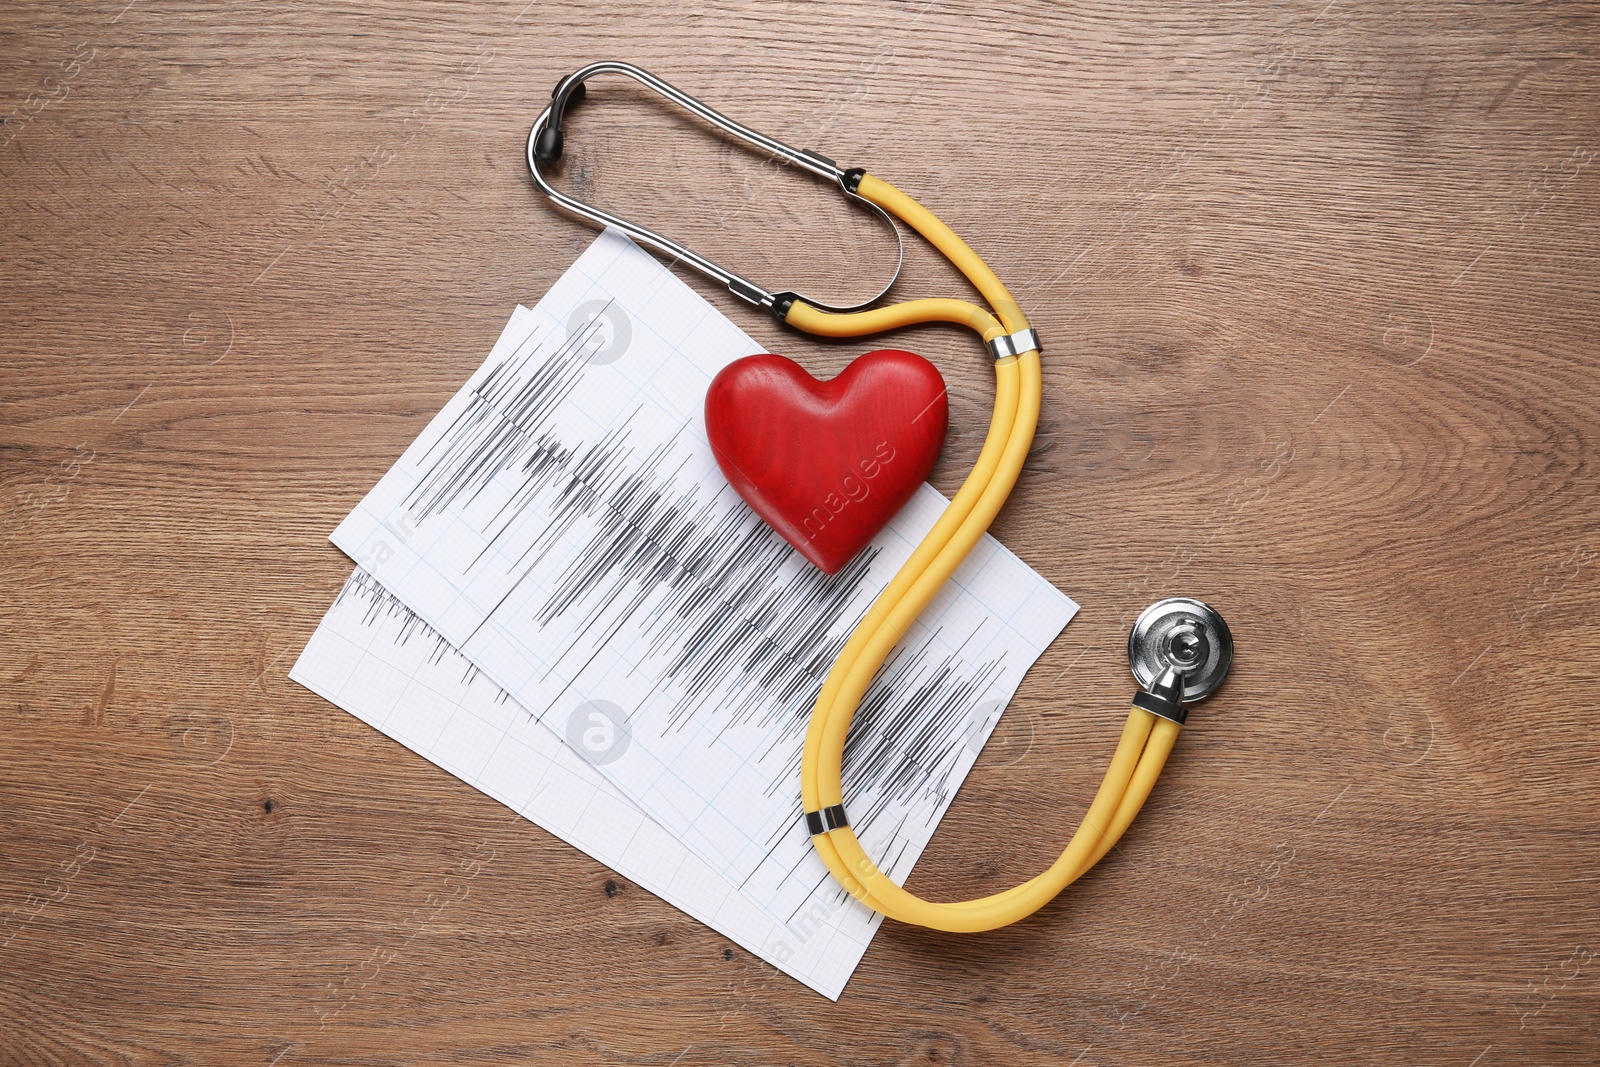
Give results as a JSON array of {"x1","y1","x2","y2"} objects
[{"x1": 292, "y1": 569, "x2": 868, "y2": 999}]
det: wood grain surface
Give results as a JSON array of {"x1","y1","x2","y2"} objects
[{"x1": 3, "y1": 2, "x2": 1597, "y2": 1064}]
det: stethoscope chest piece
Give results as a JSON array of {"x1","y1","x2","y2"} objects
[{"x1": 1129, "y1": 597, "x2": 1233, "y2": 703}]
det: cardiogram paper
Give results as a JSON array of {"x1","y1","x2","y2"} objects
[
  {"x1": 307, "y1": 228, "x2": 1077, "y2": 996},
  {"x1": 293, "y1": 568, "x2": 873, "y2": 998}
]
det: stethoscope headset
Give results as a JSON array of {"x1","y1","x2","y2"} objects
[{"x1": 528, "y1": 62, "x2": 1233, "y2": 932}]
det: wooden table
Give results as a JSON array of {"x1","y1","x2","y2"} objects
[{"x1": 4, "y1": 3, "x2": 1597, "y2": 1063}]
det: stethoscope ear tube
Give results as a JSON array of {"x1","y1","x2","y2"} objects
[{"x1": 525, "y1": 61, "x2": 905, "y2": 315}]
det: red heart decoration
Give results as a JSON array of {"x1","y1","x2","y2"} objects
[{"x1": 705, "y1": 349, "x2": 948, "y2": 574}]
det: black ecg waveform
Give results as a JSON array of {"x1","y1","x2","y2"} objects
[
  {"x1": 337, "y1": 568, "x2": 508, "y2": 705},
  {"x1": 387, "y1": 309, "x2": 1013, "y2": 893},
  {"x1": 335, "y1": 563, "x2": 1003, "y2": 914}
]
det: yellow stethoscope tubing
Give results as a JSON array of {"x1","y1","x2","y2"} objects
[{"x1": 792, "y1": 174, "x2": 1178, "y2": 932}]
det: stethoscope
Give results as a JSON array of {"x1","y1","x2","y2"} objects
[{"x1": 528, "y1": 62, "x2": 1234, "y2": 933}]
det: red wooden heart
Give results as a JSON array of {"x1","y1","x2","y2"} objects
[{"x1": 704, "y1": 349, "x2": 948, "y2": 574}]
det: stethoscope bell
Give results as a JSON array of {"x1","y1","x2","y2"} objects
[{"x1": 1128, "y1": 597, "x2": 1233, "y2": 704}]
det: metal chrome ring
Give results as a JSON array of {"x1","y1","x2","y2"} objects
[{"x1": 987, "y1": 327, "x2": 1041, "y2": 360}]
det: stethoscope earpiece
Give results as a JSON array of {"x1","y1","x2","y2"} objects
[{"x1": 533, "y1": 76, "x2": 587, "y2": 163}]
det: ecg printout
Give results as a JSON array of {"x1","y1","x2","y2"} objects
[
  {"x1": 328, "y1": 229, "x2": 1078, "y2": 943},
  {"x1": 292, "y1": 569, "x2": 870, "y2": 998}
]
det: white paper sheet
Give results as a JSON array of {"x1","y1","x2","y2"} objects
[
  {"x1": 292, "y1": 569, "x2": 868, "y2": 998},
  {"x1": 313, "y1": 228, "x2": 1077, "y2": 992}
]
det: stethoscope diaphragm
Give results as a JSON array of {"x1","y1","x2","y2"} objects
[{"x1": 1129, "y1": 597, "x2": 1234, "y2": 704}]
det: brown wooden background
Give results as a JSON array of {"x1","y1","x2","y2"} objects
[{"x1": 3, "y1": 2, "x2": 1597, "y2": 1064}]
